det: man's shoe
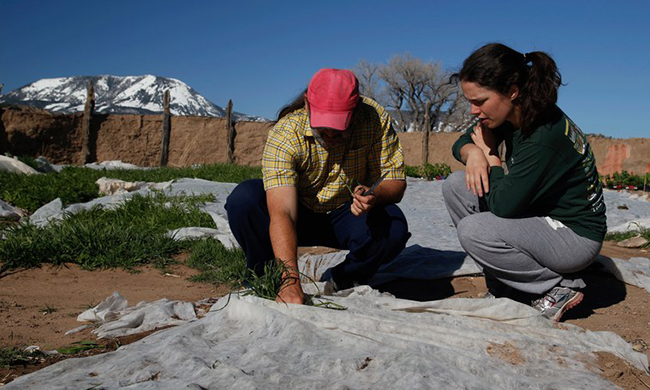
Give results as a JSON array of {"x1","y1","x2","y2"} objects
[{"x1": 531, "y1": 287, "x2": 584, "y2": 321}]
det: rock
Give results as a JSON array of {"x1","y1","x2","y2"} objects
[{"x1": 616, "y1": 235, "x2": 649, "y2": 248}]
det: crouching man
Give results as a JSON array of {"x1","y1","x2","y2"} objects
[{"x1": 225, "y1": 68, "x2": 410, "y2": 304}]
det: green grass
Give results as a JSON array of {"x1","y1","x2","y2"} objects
[
  {"x1": 56, "y1": 341, "x2": 104, "y2": 355},
  {"x1": 0, "y1": 163, "x2": 262, "y2": 213},
  {"x1": 185, "y1": 238, "x2": 248, "y2": 287},
  {"x1": 0, "y1": 192, "x2": 217, "y2": 270}
]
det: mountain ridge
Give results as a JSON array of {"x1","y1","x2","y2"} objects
[{"x1": 0, "y1": 75, "x2": 267, "y2": 122}]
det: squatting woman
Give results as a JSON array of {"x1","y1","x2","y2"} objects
[{"x1": 443, "y1": 43, "x2": 606, "y2": 321}]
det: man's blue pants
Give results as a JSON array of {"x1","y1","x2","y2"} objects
[{"x1": 224, "y1": 179, "x2": 410, "y2": 289}]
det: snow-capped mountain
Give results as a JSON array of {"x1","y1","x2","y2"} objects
[{"x1": 0, "y1": 75, "x2": 268, "y2": 121}]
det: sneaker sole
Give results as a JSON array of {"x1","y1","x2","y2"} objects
[{"x1": 552, "y1": 291, "x2": 584, "y2": 322}]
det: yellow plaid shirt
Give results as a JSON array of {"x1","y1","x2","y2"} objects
[{"x1": 262, "y1": 96, "x2": 405, "y2": 213}]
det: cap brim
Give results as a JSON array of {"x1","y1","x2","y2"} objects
[{"x1": 309, "y1": 109, "x2": 353, "y2": 131}]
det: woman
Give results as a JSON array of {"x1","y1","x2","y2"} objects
[{"x1": 442, "y1": 43, "x2": 606, "y2": 321}]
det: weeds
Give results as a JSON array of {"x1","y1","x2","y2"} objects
[
  {"x1": 0, "y1": 347, "x2": 44, "y2": 368},
  {"x1": 236, "y1": 260, "x2": 347, "y2": 309},
  {"x1": 40, "y1": 304, "x2": 57, "y2": 314},
  {"x1": 241, "y1": 261, "x2": 292, "y2": 301}
]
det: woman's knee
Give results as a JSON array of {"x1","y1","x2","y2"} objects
[
  {"x1": 442, "y1": 171, "x2": 466, "y2": 202},
  {"x1": 456, "y1": 214, "x2": 489, "y2": 251}
]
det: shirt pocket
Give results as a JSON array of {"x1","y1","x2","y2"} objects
[{"x1": 341, "y1": 145, "x2": 369, "y2": 185}]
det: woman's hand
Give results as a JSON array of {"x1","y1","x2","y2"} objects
[
  {"x1": 465, "y1": 147, "x2": 491, "y2": 197},
  {"x1": 470, "y1": 122, "x2": 497, "y2": 157}
]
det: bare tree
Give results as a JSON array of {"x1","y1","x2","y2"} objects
[
  {"x1": 355, "y1": 53, "x2": 473, "y2": 133},
  {"x1": 355, "y1": 60, "x2": 380, "y2": 101}
]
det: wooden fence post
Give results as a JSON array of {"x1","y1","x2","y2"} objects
[
  {"x1": 422, "y1": 106, "x2": 432, "y2": 166},
  {"x1": 160, "y1": 90, "x2": 171, "y2": 166},
  {"x1": 226, "y1": 100, "x2": 235, "y2": 164},
  {"x1": 81, "y1": 81, "x2": 95, "y2": 164}
]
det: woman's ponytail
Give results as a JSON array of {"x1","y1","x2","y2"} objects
[{"x1": 518, "y1": 51, "x2": 562, "y2": 134}]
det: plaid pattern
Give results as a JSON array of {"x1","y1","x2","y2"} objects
[{"x1": 262, "y1": 96, "x2": 404, "y2": 213}]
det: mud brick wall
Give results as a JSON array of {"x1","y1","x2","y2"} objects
[{"x1": 1, "y1": 106, "x2": 647, "y2": 174}]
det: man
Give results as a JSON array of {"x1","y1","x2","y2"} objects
[{"x1": 225, "y1": 68, "x2": 410, "y2": 304}]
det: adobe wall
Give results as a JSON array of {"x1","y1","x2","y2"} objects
[
  {"x1": 0, "y1": 106, "x2": 85, "y2": 164},
  {"x1": 0, "y1": 106, "x2": 647, "y2": 175},
  {"x1": 587, "y1": 136, "x2": 650, "y2": 176},
  {"x1": 400, "y1": 132, "x2": 650, "y2": 175}
]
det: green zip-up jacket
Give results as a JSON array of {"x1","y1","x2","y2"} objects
[{"x1": 452, "y1": 106, "x2": 607, "y2": 242}]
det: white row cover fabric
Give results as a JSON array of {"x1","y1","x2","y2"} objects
[
  {"x1": 8, "y1": 288, "x2": 647, "y2": 389},
  {"x1": 0, "y1": 154, "x2": 39, "y2": 174},
  {"x1": 75, "y1": 291, "x2": 197, "y2": 340}
]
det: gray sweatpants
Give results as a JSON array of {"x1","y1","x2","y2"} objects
[{"x1": 442, "y1": 171, "x2": 602, "y2": 294}]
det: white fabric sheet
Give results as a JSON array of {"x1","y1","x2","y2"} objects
[{"x1": 7, "y1": 288, "x2": 647, "y2": 389}]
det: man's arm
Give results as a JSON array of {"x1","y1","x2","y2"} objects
[{"x1": 266, "y1": 186, "x2": 304, "y2": 304}]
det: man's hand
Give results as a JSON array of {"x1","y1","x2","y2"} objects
[
  {"x1": 276, "y1": 276, "x2": 304, "y2": 304},
  {"x1": 351, "y1": 185, "x2": 377, "y2": 216}
]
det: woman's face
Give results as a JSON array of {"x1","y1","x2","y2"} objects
[{"x1": 461, "y1": 81, "x2": 519, "y2": 129}]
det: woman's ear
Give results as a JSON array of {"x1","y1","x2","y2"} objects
[{"x1": 509, "y1": 85, "x2": 520, "y2": 101}]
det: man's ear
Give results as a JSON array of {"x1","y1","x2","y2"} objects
[{"x1": 509, "y1": 85, "x2": 520, "y2": 101}]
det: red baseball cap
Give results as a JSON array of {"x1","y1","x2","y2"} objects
[{"x1": 307, "y1": 68, "x2": 360, "y2": 131}]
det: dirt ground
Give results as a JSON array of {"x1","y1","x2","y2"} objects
[{"x1": 1, "y1": 244, "x2": 649, "y2": 388}]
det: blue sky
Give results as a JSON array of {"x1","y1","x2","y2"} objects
[{"x1": 1, "y1": 0, "x2": 648, "y2": 138}]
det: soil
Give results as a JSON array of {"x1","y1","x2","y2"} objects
[{"x1": 1, "y1": 244, "x2": 649, "y2": 388}]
